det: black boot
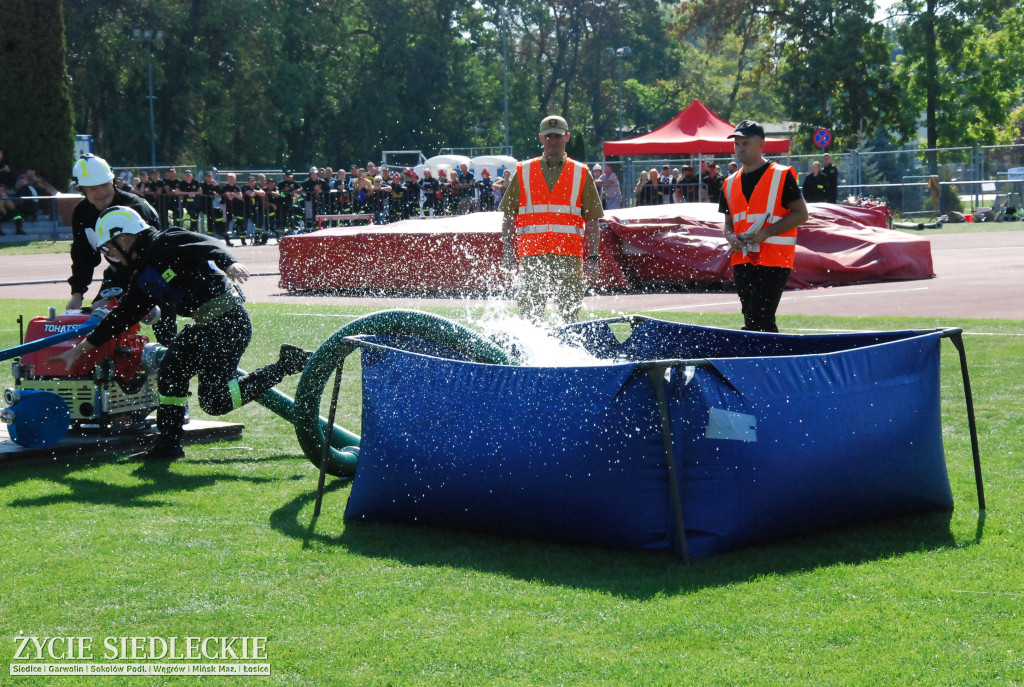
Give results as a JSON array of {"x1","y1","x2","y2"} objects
[
  {"x1": 278, "y1": 344, "x2": 313, "y2": 375},
  {"x1": 233, "y1": 345, "x2": 313, "y2": 407},
  {"x1": 136, "y1": 437, "x2": 186, "y2": 461},
  {"x1": 134, "y1": 405, "x2": 187, "y2": 461}
]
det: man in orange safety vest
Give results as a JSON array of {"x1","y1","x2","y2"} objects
[
  {"x1": 719, "y1": 120, "x2": 809, "y2": 332},
  {"x1": 500, "y1": 115, "x2": 604, "y2": 324}
]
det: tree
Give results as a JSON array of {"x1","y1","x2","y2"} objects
[
  {"x1": 779, "y1": 0, "x2": 918, "y2": 151},
  {"x1": 0, "y1": 0, "x2": 75, "y2": 188},
  {"x1": 894, "y1": 0, "x2": 1024, "y2": 165},
  {"x1": 670, "y1": 0, "x2": 787, "y2": 123}
]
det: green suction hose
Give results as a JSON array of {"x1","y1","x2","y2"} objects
[{"x1": 290, "y1": 309, "x2": 513, "y2": 478}]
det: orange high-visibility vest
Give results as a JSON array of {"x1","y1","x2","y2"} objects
[
  {"x1": 515, "y1": 158, "x2": 587, "y2": 258},
  {"x1": 725, "y1": 162, "x2": 798, "y2": 268}
]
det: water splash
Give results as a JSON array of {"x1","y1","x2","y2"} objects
[{"x1": 469, "y1": 301, "x2": 607, "y2": 367}]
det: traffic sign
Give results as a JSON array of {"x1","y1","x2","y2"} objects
[{"x1": 813, "y1": 128, "x2": 832, "y2": 149}]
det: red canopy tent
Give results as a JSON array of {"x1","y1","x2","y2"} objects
[{"x1": 603, "y1": 99, "x2": 790, "y2": 156}]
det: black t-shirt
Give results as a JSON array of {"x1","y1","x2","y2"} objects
[
  {"x1": 200, "y1": 181, "x2": 221, "y2": 196},
  {"x1": 302, "y1": 177, "x2": 328, "y2": 196},
  {"x1": 802, "y1": 172, "x2": 829, "y2": 203},
  {"x1": 162, "y1": 178, "x2": 179, "y2": 194},
  {"x1": 458, "y1": 171, "x2": 475, "y2": 197},
  {"x1": 221, "y1": 183, "x2": 244, "y2": 211},
  {"x1": 243, "y1": 184, "x2": 261, "y2": 207},
  {"x1": 704, "y1": 174, "x2": 723, "y2": 203},
  {"x1": 420, "y1": 177, "x2": 439, "y2": 198},
  {"x1": 178, "y1": 179, "x2": 200, "y2": 196},
  {"x1": 718, "y1": 162, "x2": 802, "y2": 216},
  {"x1": 822, "y1": 164, "x2": 839, "y2": 202}
]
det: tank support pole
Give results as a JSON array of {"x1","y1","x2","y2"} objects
[
  {"x1": 943, "y1": 330, "x2": 985, "y2": 510},
  {"x1": 645, "y1": 364, "x2": 689, "y2": 564},
  {"x1": 313, "y1": 357, "x2": 346, "y2": 519}
]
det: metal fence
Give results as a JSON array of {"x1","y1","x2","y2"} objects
[
  {"x1": 601, "y1": 143, "x2": 1024, "y2": 217},
  {"x1": 104, "y1": 142, "x2": 1024, "y2": 224}
]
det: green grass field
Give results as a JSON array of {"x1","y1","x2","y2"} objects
[{"x1": 1, "y1": 299, "x2": 1022, "y2": 686}]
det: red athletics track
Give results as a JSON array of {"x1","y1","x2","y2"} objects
[{"x1": 1, "y1": 230, "x2": 1021, "y2": 321}]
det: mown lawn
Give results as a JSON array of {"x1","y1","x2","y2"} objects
[{"x1": 1, "y1": 299, "x2": 1021, "y2": 686}]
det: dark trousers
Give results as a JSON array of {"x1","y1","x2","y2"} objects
[
  {"x1": 733, "y1": 262, "x2": 791, "y2": 333},
  {"x1": 156, "y1": 305, "x2": 287, "y2": 442}
]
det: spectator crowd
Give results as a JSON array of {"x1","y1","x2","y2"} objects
[
  {"x1": 111, "y1": 162, "x2": 521, "y2": 244},
  {"x1": 629, "y1": 161, "x2": 737, "y2": 206},
  {"x1": 3, "y1": 148, "x2": 841, "y2": 242},
  {"x1": 0, "y1": 148, "x2": 61, "y2": 235},
  {"x1": 105, "y1": 159, "x2": 747, "y2": 243}
]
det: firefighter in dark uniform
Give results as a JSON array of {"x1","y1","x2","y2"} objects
[
  {"x1": 145, "y1": 169, "x2": 163, "y2": 213},
  {"x1": 277, "y1": 171, "x2": 300, "y2": 233},
  {"x1": 220, "y1": 173, "x2": 246, "y2": 244},
  {"x1": 400, "y1": 168, "x2": 420, "y2": 219},
  {"x1": 68, "y1": 154, "x2": 177, "y2": 344},
  {"x1": 200, "y1": 170, "x2": 227, "y2": 241},
  {"x1": 50, "y1": 206, "x2": 313, "y2": 461},
  {"x1": 302, "y1": 167, "x2": 330, "y2": 227},
  {"x1": 162, "y1": 167, "x2": 182, "y2": 228},
  {"x1": 476, "y1": 169, "x2": 495, "y2": 212},
  {"x1": 262, "y1": 177, "x2": 281, "y2": 240},
  {"x1": 174, "y1": 169, "x2": 202, "y2": 230},
  {"x1": 242, "y1": 176, "x2": 265, "y2": 244},
  {"x1": 420, "y1": 169, "x2": 439, "y2": 215}
]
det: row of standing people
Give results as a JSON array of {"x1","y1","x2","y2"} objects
[
  {"x1": 115, "y1": 163, "x2": 519, "y2": 242},
  {"x1": 633, "y1": 162, "x2": 736, "y2": 206}
]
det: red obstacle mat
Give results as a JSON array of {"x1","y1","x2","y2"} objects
[{"x1": 279, "y1": 204, "x2": 932, "y2": 293}]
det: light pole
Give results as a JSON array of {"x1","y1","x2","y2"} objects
[
  {"x1": 132, "y1": 29, "x2": 163, "y2": 167},
  {"x1": 606, "y1": 47, "x2": 631, "y2": 139},
  {"x1": 501, "y1": 6, "x2": 511, "y2": 156}
]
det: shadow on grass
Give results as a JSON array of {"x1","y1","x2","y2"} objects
[
  {"x1": 0, "y1": 451, "x2": 283, "y2": 509},
  {"x1": 272, "y1": 485, "x2": 975, "y2": 599}
]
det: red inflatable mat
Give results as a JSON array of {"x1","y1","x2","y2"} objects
[
  {"x1": 278, "y1": 203, "x2": 932, "y2": 293},
  {"x1": 604, "y1": 202, "x2": 932, "y2": 289},
  {"x1": 278, "y1": 212, "x2": 630, "y2": 293}
]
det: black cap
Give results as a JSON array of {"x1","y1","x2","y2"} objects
[{"x1": 728, "y1": 120, "x2": 765, "y2": 139}]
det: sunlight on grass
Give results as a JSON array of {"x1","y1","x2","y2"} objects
[{"x1": 1, "y1": 298, "x2": 1022, "y2": 685}]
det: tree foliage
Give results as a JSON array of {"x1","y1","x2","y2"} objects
[
  {"x1": 895, "y1": 0, "x2": 1024, "y2": 150},
  {"x1": 671, "y1": 0, "x2": 787, "y2": 123},
  {"x1": 0, "y1": 0, "x2": 75, "y2": 187},
  {"x1": 51, "y1": 0, "x2": 1024, "y2": 169},
  {"x1": 779, "y1": 0, "x2": 918, "y2": 150}
]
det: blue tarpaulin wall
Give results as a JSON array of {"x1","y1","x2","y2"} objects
[{"x1": 345, "y1": 319, "x2": 954, "y2": 558}]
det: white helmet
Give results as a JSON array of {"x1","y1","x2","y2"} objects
[
  {"x1": 72, "y1": 154, "x2": 115, "y2": 187},
  {"x1": 89, "y1": 206, "x2": 150, "y2": 251}
]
